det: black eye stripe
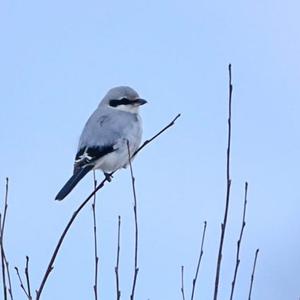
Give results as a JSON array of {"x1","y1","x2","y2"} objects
[{"x1": 109, "y1": 98, "x2": 137, "y2": 107}]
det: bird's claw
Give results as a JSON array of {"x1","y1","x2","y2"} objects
[{"x1": 104, "y1": 172, "x2": 113, "y2": 182}]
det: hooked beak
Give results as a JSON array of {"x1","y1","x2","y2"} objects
[{"x1": 135, "y1": 98, "x2": 148, "y2": 106}]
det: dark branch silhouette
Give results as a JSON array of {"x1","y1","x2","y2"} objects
[
  {"x1": 191, "y1": 221, "x2": 207, "y2": 300},
  {"x1": 25, "y1": 256, "x2": 32, "y2": 300},
  {"x1": 230, "y1": 182, "x2": 248, "y2": 300},
  {"x1": 35, "y1": 113, "x2": 181, "y2": 300},
  {"x1": 3, "y1": 253, "x2": 13, "y2": 300},
  {"x1": 0, "y1": 178, "x2": 13, "y2": 300},
  {"x1": 213, "y1": 64, "x2": 233, "y2": 300},
  {"x1": 248, "y1": 249, "x2": 259, "y2": 300},
  {"x1": 92, "y1": 171, "x2": 99, "y2": 300},
  {"x1": 181, "y1": 266, "x2": 186, "y2": 300},
  {"x1": 127, "y1": 141, "x2": 139, "y2": 300},
  {"x1": 0, "y1": 215, "x2": 7, "y2": 300},
  {"x1": 15, "y1": 266, "x2": 31, "y2": 299},
  {"x1": 115, "y1": 216, "x2": 121, "y2": 300},
  {"x1": 132, "y1": 114, "x2": 181, "y2": 158}
]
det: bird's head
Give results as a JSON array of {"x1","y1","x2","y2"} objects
[{"x1": 102, "y1": 86, "x2": 147, "y2": 114}]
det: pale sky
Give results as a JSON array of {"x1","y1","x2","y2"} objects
[{"x1": 0, "y1": 0, "x2": 300, "y2": 299}]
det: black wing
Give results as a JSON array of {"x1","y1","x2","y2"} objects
[
  {"x1": 55, "y1": 145, "x2": 116, "y2": 200},
  {"x1": 73, "y1": 145, "x2": 116, "y2": 173}
]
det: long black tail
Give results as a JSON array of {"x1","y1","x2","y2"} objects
[{"x1": 55, "y1": 165, "x2": 94, "y2": 200}]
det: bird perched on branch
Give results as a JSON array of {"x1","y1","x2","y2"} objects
[{"x1": 55, "y1": 86, "x2": 147, "y2": 200}]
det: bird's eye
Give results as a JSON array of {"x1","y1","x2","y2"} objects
[
  {"x1": 109, "y1": 100, "x2": 119, "y2": 107},
  {"x1": 109, "y1": 98, "x2": 131, "y2": 107}
]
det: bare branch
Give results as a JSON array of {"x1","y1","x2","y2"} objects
[
  {"x1": 15, "y1": 267, "x2": 30, "y2": 299},
  {"x1": 35, "y1": 114, "x2": 180, "y2": 300},
  {"x1": 229, "y1": 182, "x2": 248, "y2": 300},
  {"x1": 0, "y1": 178, "x2": 8, "y2": 300},
  {"x1": 191, "y1": 221, "x2": 207, "y2": 300},
  {"x1": 213, "y1": 64, "x2": 233, "y2": 300},
  {"x1": 248, "y1": 249, "x2": 259, "y2": 300},
  {"x1": 127, "y1": 141, "x2": 139, "y2": 300},
  {"x1": 36, "y1": 176, "x2": 108, "y2": 299},
  {"x1": 92, "y1": 171, "x2": 99, "y2": 300},
  {"x1": 15, "y1": 256, "x2": 32, "y2": 300},
  {"x1": 1, "y1": 178, "x2": 14, "y2": 300},
  {"x1": 4, "y1": 259, "x2": 13, "y2": 300},
  {"x1": 114, "y1": 216, "x2": 121, "y2": 300},
  {"x1": 25, "y1": 256, "x2": 32, "y2": 300},
  {"x1": 0, "y1": 214, "x2": 7, "y2": 300},
  {"x1": 1, "y1": 178, "x2": 9, "y2": 245},
  {"x1": 133, "y1": 113, "x2": 181, "y2": 158},
  {"x1": 181, "y1": 266, "x2": 186, "y2": 300}
]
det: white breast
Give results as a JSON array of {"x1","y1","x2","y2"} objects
[{"x1": 93, "y1": 115, "x2": 142, "y2": 173}]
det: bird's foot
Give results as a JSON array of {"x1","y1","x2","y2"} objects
[{"x1": 104, "y1": 172, "x2": 113, "y2": 182}]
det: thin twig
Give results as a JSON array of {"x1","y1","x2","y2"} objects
[
  {"x1": 191, "y1": 221, "x2": 207, "y2": 300},
  {"x1": 35, "y1": 114, "x2": 181, "y2": 300},
  {"x1": 127, "y1": 141, "x2": 139, "y2": 300},
  {"x1": 132, "y1": 114, "x2": 181, "y2": 158},
  {"x1": 114, "y1": 216, "x2": 121, "y2": 300},
  {"x1": 0, "y1": 178, "x2": 9, "y2": 300},
  {"x1": 181, "y1": 266, "x2": 186, "y2": 300},
  {"x1": 0, "y1": 214, "x2": 7, "y2": 300},
  {"x1": 248, "y1": 249, "x2": 259, "y2": 300},
  {"x1": 3, "y1": 254, "x2": 13, "y2": 300},
  {"x1": 35, "y1": 177, "x2": 107, "y2": 300},
  {"x1": 229, "y1": 182, "x2": 248, "y2": 300},
  {"x1": 1, "y1": 179, "x2": 9, "y2": 246},
  {"x1": 25, "y1": 256, "x2": 32, "y2": 300},
  {"x1": 15, "y1": 267, "x2": 30, "y2": 299},
  {"x1": 213, "y1": 64, "x2": 233, "y2": 300},
  {"x1": 1, "y1": 178, "x2": 13, "y2": 300},
  {"x1": 92, "y1": 171, "x2": 99, "y2": 300}
]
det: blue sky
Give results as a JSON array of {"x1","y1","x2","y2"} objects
[{"x1": 0, "y1": 0, "x2": 300, "y2": 299}]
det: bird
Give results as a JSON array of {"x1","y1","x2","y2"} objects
[{"x1": 55, "y1": 86, "x2": 147, "y2": 200}]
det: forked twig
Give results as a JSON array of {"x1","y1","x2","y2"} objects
[
  {"x1": 92, "y1": 171, "x2": 99, "y2": 300},
  {"x1": 191, "y1": 221, "x2": 207, "y2": 300},
  {"x1": 15, "y1": 267, "x2": 30, "y2": 299},
  {"x1": 181, "y1": 266, "x2": 186, "y2": 300},
  {"x1": 127, "y1": 141, "x2": 139, "y2": 300},
  {"x1": 115, "y1": 216, "x2": 121, "y2": 300},
  {"x1": 15, "y1": 256, "x2": 32, "y2": 300},
  {"x1": 35, "y1": 114, "x2": 181, "y2": 300},
  {"x1": 248, "y1": 249, "x2": 259, "y2": 300},
  {"x1": 213, "y1": 64, "x2": 233, "y2": 300},
  {"x1": 230, "y1": 182, "x2": 248, "y2": 300}
]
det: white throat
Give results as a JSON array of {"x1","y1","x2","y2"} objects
[{"x1": 111, "y1": 104, "x2": 140, "y2": 114}]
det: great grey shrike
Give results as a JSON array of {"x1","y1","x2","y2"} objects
[{"x1": 55, "y1": 86, "x2": 147, "y2": 200}]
